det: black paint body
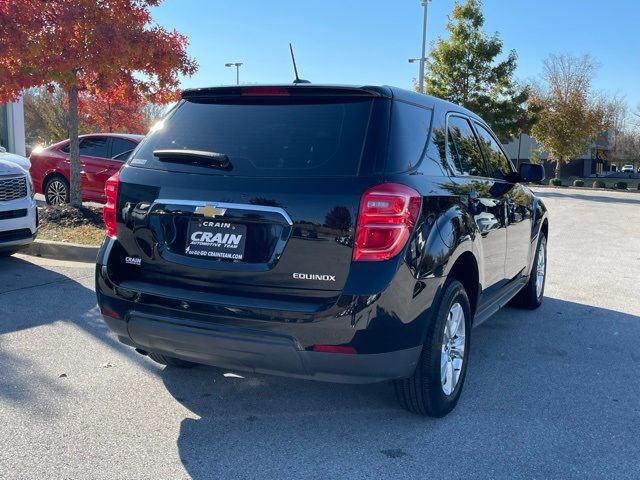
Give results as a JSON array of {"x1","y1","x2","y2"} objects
[{"x1": 95, "y1": 85, "x2": 548, "y2": 383}]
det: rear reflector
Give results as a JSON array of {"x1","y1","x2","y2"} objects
[
  {"x1": 100, "y1": 307, "x2": 121, "y2": 320},
  {"x1": 353, "y1": 183, "x2": 421, "y2": 261},
  {"x1": 103, "y1": 171, "x2": 120, "y2": 238},
  {"x1": 312, "y1": 345, "x2": 357, "y2": 354}
]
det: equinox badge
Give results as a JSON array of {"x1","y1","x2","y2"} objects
[
  {"x1": 195, "y1": 204, "x2": 227, "y2": 218},
  {"x1": 293, "y1": 273, "x2": 336, "y2": 281}
]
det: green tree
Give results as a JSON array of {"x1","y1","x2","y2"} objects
[
  {"x1": 423, "y1": 0, "x2": 534, "y2": 139},
  {"x1": 529, "y1": 148, "x2": 542, "y2": 165},
  {"x1": 530, "y1": 54, "x2": 612, "y2": 179}
]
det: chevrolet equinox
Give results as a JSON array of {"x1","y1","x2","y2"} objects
[{"x1": 96, "y1": 85, "x2": 548, "y2": 417}]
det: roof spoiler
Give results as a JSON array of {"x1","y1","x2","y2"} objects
[{"x1": 182, "y1": 85, "x2": 392, "y2": 100}]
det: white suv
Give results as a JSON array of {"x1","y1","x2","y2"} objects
[{"x1": 0, "y1": 148, "x2": 38, "y2": 257}]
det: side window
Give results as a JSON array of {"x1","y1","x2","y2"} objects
[
  {"x1": 386, "y1": 101, "x2": 432, "y2": 173},
  {"x1": 59, "y1": 143, "x2": 70, "y2": 154},
  {"x1": 474, "y1": 123, "x2": 512, "y2": 179},
  {"x1": 447, "y1": 116, "x2": 486, "y2": 176},
  {"x1": 79, "y1": 137, "x2": 109, "y2": 158},
  {"x1": 111, "y1": 138, "x2": 137, "y2": 159}
]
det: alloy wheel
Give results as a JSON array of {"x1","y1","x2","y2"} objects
[
  {"x1": 440, "y1": 302, "x2": 466, "y2": 396},
  {"x1": 536, "y1": 238, "x2": 546, "y2": 299},
  {"x1": 47, "y1": 180, "x2": 68, "y2": 205}
]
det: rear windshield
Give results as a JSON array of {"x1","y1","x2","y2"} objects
[{"x1": 129, "y1": 98, "x2": 375, "y2": 177}]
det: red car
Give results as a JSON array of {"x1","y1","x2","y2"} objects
[{"x1": 30, "y1": 133, "x2": 143, "y2": 205}]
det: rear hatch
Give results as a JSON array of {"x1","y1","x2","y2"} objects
[{"x1": 110, "y1": 86, "x2": 391, "y2": 301}]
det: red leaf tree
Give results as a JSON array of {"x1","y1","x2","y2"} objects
[
  {"x1": 0, "y1": 0, "x2": 197, "y2": 206},
  {"x1": 79, "y1": 86, "x2": 147, "y2": 134}
]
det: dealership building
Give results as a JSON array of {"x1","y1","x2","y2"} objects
[
  {"x1": 0, "y1": 99, "x2": 26, "y2": 156},
  {"x1": 502, "y1": 132, "x2": 612, "y2": 178}
]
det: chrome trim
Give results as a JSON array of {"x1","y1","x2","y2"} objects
[{"x1": 152, "y1": 198, "x2": 294, "y2": 226}]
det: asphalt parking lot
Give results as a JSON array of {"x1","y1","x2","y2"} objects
[{"x1": 1, "y1": 188, "x2": 639, "y2": 479}]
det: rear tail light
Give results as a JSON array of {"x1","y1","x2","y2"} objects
[
  {"x1": 353, "y1": 183, "x2": 421, "y2": 262},
  {"x1": 103, "y1": 171, "x2": 120, "y2": 238}
]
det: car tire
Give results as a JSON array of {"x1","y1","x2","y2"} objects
[
  {"x1": 147, "y1": 351, "x2": 198, "y2": 368},
  {"x1": 510, "y1": 232, "x2": 547, "y2": 310},
  {"x1": 394, "y1": 279, "x2": 471, "y2": 417},
  {"x1": 44, "y1": 175, "x2": 70, "y2": 205}
]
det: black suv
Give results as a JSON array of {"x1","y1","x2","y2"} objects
[{"x1": 96, "y1": 85, "x2": 547, "y2": 417}]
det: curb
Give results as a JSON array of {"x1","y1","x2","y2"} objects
[
  {"x1": 21, "y1": 239, "x2": 99, "y2": 263},
  {"x1": 531, "y1": 184, "x2": 640, "y2": 193}
]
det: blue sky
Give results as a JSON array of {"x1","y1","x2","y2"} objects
[{"x1": 153, "y1": 0, "x2": 640, "y2": 109}]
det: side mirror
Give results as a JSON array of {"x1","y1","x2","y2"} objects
[{"x1": 518, "y1": 162, "x2": 545, "y2": 183}]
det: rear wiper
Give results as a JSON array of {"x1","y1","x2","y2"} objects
[{"x1": 153, "y1": 149, "x2": 232, "y2": 170}]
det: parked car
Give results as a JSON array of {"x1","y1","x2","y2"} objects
[
  {"x1": 0, "y1": 145, "x2": 31, "y2": 171},
  {"x1": 0, "y1": 149, "x2": 38, "y2": 256},
  {"x1": 30, "y1": 133, "x2": 143, "y2": 205},
  {"x1": 621, "y1": 165, "x2": 634, "y2": 173},
  {"x1": 95, "y1": 85, "x2": 548, "y2": 417}
]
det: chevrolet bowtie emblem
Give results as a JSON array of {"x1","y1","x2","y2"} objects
[{"x1": 195, "y1": 204, "x2": 227, "y2": 218}]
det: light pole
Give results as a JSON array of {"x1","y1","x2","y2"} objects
[
  {"x1": 408, "y1": 57, "x2": 421, "y2": 86},
  {"x1": 409, "y1": 0, "x2": 431, "y2": 94},
  {"x1": 225, "y1": 62, "x2": 243, "y2": 85}
]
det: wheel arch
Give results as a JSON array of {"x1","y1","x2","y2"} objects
[
  {"x1": 540, "y1": 217, "x2": 548, "y2": 240},
  {"x1": 42, "y1": 170, "x2": 69, "y2": 194},
  {"x1": 531, "y1": 196, "x2": 548, "y2": 241},
  {"x1": 444, "y1": 250, "x2": 480, "y2": 317}
]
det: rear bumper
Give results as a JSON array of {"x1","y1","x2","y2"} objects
[
  {"x1": 96, "y1": 236, "x2": 443, "y2": 384},
  {"x1": 103, "y1": 312, "x2": 421, "y2": 384}
]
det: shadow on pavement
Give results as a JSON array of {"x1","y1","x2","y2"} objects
[
  {"x1": 0, "y1": 256, "x2": 155, "y2": 409},
  {"x1": 160, "y1": 297, "x2": 640, "y2": 479},
  {"x1": 535, "y1": 190, "x2": 640, "y2": 205}
]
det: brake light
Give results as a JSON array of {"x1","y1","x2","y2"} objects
[
  {"x1": 241, "y1": 86, "x2": 290, "y2": 96},
  {"x1": 103, "y1": 171, "x2": 120, "y2": 238},
  {"x1": 353, "y1": 183, "x2": 421, "y2": 262}
]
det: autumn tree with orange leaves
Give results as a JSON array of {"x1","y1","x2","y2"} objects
[
  {"x1": 79, "y1": 87, "x2": 147, "y2": 134},
  {"x1": 0, "y1": 0, "x2": 197, "y2": 206}
]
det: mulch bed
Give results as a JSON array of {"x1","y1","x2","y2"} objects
[
  {"x1": 39, "y1": 205, "x2": 104, "y2": 229},
  {"x1": 37, "y1": 205, "x2": 106, "y2": 246}
]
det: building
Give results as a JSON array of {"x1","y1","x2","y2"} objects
[
  {"x1": 502, "y1": 132, "x2": 611, "y2": 178},
  {"x1": 0, "y1": 98, "x2": 26, "y2": 156}
]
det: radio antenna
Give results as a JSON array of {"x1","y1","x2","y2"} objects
[{"x1": 289, "y1": 43, "x2": 310, "y2": 84}]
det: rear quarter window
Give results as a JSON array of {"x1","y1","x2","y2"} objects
[
  {"x1": 129, "y1": 98, "x2": 375, "y2": 177},
  {"x1": 386, "y1": 101, "x2": 433, "y2": 173}
]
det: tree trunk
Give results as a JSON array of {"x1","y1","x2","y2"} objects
[
  {"x1": 107, "y1": 101, "x2": 113, "y2": 133},
  {"x1": 555, "y1": 157, "x2": 562, "y2": 180},
  {"x1": 68, "y1": 85, "x2": 82, "y2": 208}
]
